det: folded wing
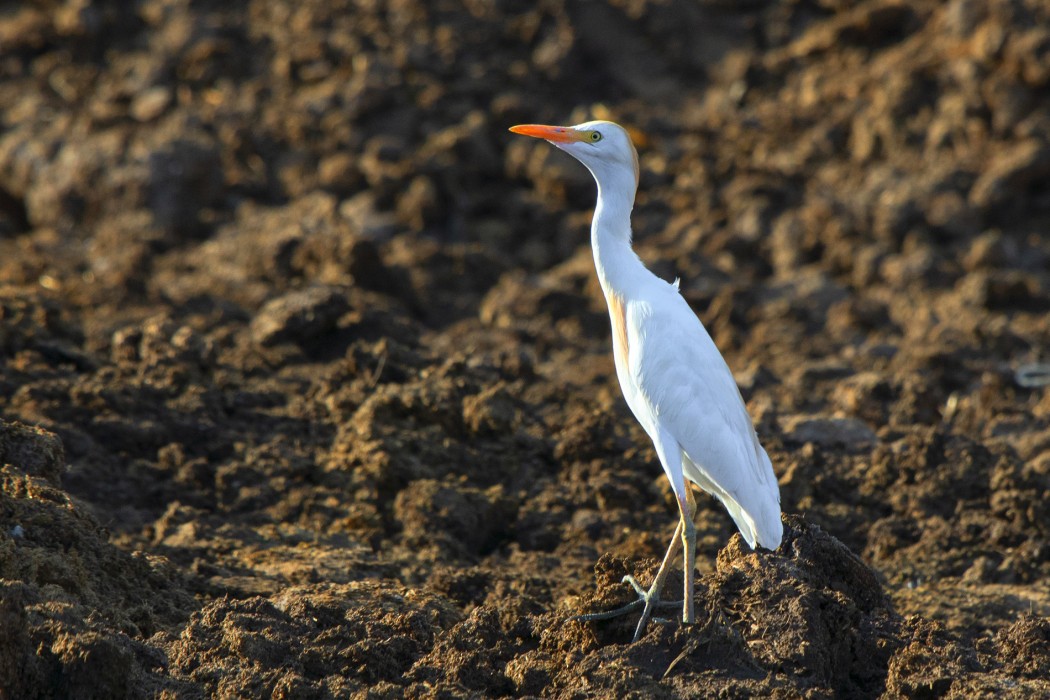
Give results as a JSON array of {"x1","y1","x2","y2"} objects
[{"x1": 627, "y1": 288, "x2": 783, "y2": 549}]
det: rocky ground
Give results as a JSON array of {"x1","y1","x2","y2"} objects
[{"x1": 2, "y1": 0, "x2": 1049, "y2": 697}]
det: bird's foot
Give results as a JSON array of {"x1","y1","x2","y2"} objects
[{"x1": 572, "y1": 574, "x2": 681, "y2": 642}]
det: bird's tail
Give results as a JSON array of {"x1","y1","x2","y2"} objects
[
  {"x1": 719, "y1": 488, "x2": 783, "y2": 551},
  {"x1": 730, "y1": 446, "x2": 783, "y2": 550},
  {"x1": 686, "y1": 447, "x2": 783, "y2": 551}
]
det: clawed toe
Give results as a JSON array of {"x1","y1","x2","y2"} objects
[
  {"x1": 622, "y1": 574, "x2": 648, "y2": 597},
  {"x1": 570, "y1": 573, "x2": 682, "y2": 640},
  {"x1": 571, "y1": 597, "x2": 645, "y2": 622},
  {"x1": 573, "y1": 518, "x2": 693, "y2": 642}
]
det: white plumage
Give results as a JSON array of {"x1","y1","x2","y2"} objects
[
  {"x1": 510, "y1": 120, "x2": 782, "y2": 641},
  {"x1": 626, "y1": 290, "x2": 783, "y2": 548}
]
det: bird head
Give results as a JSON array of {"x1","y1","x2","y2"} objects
[{"x1": 509, "y1": 120, "x2": 640, "y2": 198}]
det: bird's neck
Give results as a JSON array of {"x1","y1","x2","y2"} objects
[{"x1": 591, "y1": 183, "x2": 645, "y2": 300}]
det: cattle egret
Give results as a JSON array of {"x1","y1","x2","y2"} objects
[{"x1": 509, "y1": 121, "x2": 783, "y2": 642}]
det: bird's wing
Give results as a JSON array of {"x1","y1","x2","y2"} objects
[{"x1": 626, "y1": 288, "x2": 778, "y2": 506}]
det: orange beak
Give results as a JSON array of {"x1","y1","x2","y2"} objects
[{"x1": 509, "y1": 124, "x2": 584, "y2": 144}]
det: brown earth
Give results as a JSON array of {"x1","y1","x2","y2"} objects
[{"x1": 2, "y1": 0, "x2": 1050, "y2": 697}]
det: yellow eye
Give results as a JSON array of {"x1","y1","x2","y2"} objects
[{"x1": 589, "y1": 131, "x2": 603, "y2": 142}]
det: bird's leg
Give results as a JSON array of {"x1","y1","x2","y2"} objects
[
  {"x1": 680, "y1": 486, "x2": 697, "y2": 625},
  {"x1": 626, "y1": 517, "x2": 684, "y2": 642},
  {"x1": 573, "y1": 519, "x2": 684, "y2": 642}
]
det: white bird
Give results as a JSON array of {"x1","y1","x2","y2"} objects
[{"x1": 509, "y1": 120, "x2": 783, "y2": 642}]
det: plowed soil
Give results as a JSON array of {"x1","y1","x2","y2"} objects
[{"x1": 2, "y1": 1, "x2": 1049, "y2": 697}]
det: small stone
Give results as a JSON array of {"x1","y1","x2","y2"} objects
[
  {"x1": 396, "y1": 175, "x2": 441, "y2": 232},
  {"x1": 954, "y1": 270, "x2": 1041, "y2": 310},
  {"x1": 962, "y1": 230, "x2": 1006, "y2": 271},
  {"x1": 943, "y1": 0, "x2": 985, "y2": 37},
  {"x1": 250, "y1": 286, "x2": 350, "y2": 347},
  {"x1": 969, "y1": 139, "x2": 1050, "y2": 210},
  {"x1": 339, "y1": 191, "x2": 401, "y2": 241},
  {"x1": 783, "y1": 415, "x2": 878, "y2": 448},
  {"x1": 962, "y1": 555, "x2": 997, "y2": 583},
  {"x1": 130, "y1": 86, "x2": 171, "y2": 122},
  {"x1": 317, "y1": 152, "x2": 362, "y2": 193},
  {"x1": 925, "y1": 190, "x2": 977, "y2": 238}
]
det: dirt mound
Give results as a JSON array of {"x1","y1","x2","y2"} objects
[
  {"x1": 163, "y1": 582, "x2": 462, "y2": 696},
  {"x1": 558, "y1": 516, "x2": 898, "y2": 697},
  {"x1": 0, "y1": 421, "x2": 194, "y2": 697},
  {"x1": 2, "y1": 0, "x2": 1050, "y2": 696}
]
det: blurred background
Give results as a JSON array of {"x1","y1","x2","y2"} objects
[{"x1": 1, "y1": 0, "x2": 1048, "y2": 696}]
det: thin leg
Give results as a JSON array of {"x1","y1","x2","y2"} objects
[
  {"x1": 572, "y1": 519, "x2": 683, "y2": 633},
  {"x1": 628, "y1": 517, "x2": 684, "y2": 642},
  {"x1": 574, "y1": 485, "x2": 702, "y2": 641},
  {"x1": 574, "y1": 432, "x2": 700, "y2": 642},
  {"x1": 681, "y1": 486, "x2": 697, "y2": 625}
]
